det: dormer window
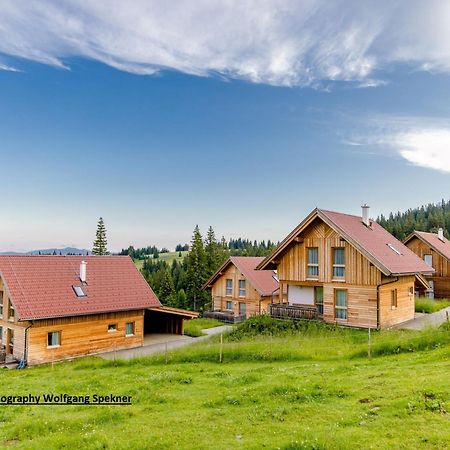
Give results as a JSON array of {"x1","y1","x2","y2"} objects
[{"x1": 73, "y1": 285, "x2": 87, "y2": 297}]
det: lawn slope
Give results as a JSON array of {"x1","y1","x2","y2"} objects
[{"x1": 1, "y1": 320, "x2": 449, "y2": 449}]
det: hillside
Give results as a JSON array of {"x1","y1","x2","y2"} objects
[
  {"x1": 1, "y1": 322, "x2": 449, "y2": 449},
  {"x1": 134, "y1": 251, "x2": 188, "y2": 270}
]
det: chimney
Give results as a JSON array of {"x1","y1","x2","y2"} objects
[
  {"x1": 438, "y1": 228, "x2": 445, "y2": 242},
  {"x1": 361, "y1": 204, "x2": 370, "y2": 227},
  {"x1": 80, "y1": 261, "x2": 87, "y2": 283}
]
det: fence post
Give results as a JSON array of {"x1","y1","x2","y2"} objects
[
  {"x1": 368, "y1": 327, "x2": 372, "y2": 359},
  {"x1": 446, "y1": 311, "x2": 449, "y2": 323},
  {"x1": 219, "y1": 333, "x2": 223, "y2": 363},
  {"x1": 165, "y1": 341, "x2": 168, "y2": 365}
]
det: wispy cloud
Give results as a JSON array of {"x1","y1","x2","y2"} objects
[
  {"x1": 343, "y1": 115, "x2": 450, "y2": 173},
  {"x1": 1, "y1": 1, "x2": 450, "y2": 86}
]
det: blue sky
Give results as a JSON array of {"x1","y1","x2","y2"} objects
[{"x1": 1, "y1": 1, "x2": 450, "y2": 252}]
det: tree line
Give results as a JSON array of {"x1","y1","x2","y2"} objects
[
  {"x1": 377, "y1": 199, "x2": 450, "y2": 241},
  {"x1": 140, "y1": 226, "x2": 277, "y2": 311}
]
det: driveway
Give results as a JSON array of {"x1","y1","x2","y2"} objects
[
  {"x1": 100, "y1": 324, "x2": 232, "y2": 360},
  {"x1": 394, "y1": 306, "x2": 450, "y2": 330}
]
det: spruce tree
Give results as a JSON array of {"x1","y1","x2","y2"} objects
[
  {"x1": 92, "y1": 217, "x2": 109, "y2": 255},
  {"x1": 186, "y1": 225, "x2": 208, "y2": 311},
  {"x1": 205, "y1": 226, "x2": 225, "y2": 277},
  {"x1": 159, "y1": 268, "x2": 176, "y2": 306}
]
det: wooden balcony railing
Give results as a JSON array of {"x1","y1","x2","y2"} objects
[
  {"x1": 269, "y1": 304, "x2": 319, "y2": 321},
  {"x1": 204, "y1": 310, "x2": 246, "y2": 324}
]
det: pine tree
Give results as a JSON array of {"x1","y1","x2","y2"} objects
[
  {"x1": 186, "y1": 225, "x2": 208, "y2": 311},
  {"x1": 205, "y1": 226, "x2": 226, "y2": 277},
  {"x1": 92, "y1": 217, "x2": 109, "y2": 255},
  {"x1": 159, "y1": 268, "x2": 176, "y2": 305}
]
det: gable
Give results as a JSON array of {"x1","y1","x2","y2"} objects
[{"x1": 277, "y1": 219, "x2": 382, "y2": 285}]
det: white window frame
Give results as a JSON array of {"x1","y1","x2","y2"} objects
[
  {"x1": 332, "y1": 248, "x2": 345, "y2": 279},
  {"x1": 47, "y1": 331, "x2": 61, "y2": 348},
  {"x1": 225, "y1": 300, "x2": 233, "y2": 311},
  {"x1": 307, "y1": 247, "x2": 319, "y2": 278},
  {"x1": 125, "y1": 322, "x2": 135, "y2": 337},
  {"x1": 334, "y1": 289, "x2": 348, "y2": 320},
  {"x1": 225, "y1": 279, "x2": 233, "y2": 296},
  {"x1": 424, "y1": 254, "x2": 433, "y2": 266},
  {"x1": 238, "y1": 280, "x2": 246, "y2": 297},
  {"x1": 108, "y1": 324, "x2": 118, "y2": 333}
]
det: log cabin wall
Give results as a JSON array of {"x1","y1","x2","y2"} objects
[
  {"x1": 405, "y1": 236, "x2": 450, "y2": 298},
  {"x1": 0, "y1": 276, "x2": 28, "y2": 360},
  {"x1": 26, "y1": 310, "x2": 144, "y2": 365},
  {"x1": 211, "y1": 264, "x2": 263, "y2": 317},
  {"x1": 378, "y1": 276, "x2": 415, "y2": 328}
]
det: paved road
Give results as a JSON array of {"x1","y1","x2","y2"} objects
[
  {"x1": 100, "y1": 325, "x2": 232, "y2": 360},
  {"x1": 395, "y1": 306, "x2": 450, "y2": 330}
]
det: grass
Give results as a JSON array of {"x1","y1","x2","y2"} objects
[
  {"x1": 183, "y1": 318, "x2": 223, "y2": 337},
  {"x1": 134, "y1": 251, "x2": 188, "y2": 270},
  {"x1": 1, "y1": 318, "x2": 450, "y2": 449},
  {"x1": 415, "y1": 297, "x2": 450, "y2": 314}
]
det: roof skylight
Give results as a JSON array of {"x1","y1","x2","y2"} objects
[
  {"x1": 387, "y1": 243, "x2": 402, "y2": 255},
  {"x1": 73, "y1": 285, "x2": 87, "y2": 297}
]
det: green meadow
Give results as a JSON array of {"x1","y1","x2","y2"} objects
[
  {"x1": 133, "y1": 251, "x2": 188, "y2": 270},
  {"x1": 1, "y1": 318, "x2": 450, "y2": 449}
]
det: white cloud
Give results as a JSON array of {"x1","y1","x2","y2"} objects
[
  {"x1": 394, "y1": 128, "x2": 450, "y2": 173},
  {"x1": 0, "y1": 1, "x2": 450, "y2": 86}
]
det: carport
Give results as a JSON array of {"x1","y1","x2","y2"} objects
[{"x1": 144, "y1": 306, "x2": 198, "y2": 335}]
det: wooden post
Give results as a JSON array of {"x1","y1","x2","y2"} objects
[
  {"x1": 165, "y1": 341, "x2": 168, "y2": 365},
  {"x1": 446, "y1": 311, "x2": 449, "y2": 323},
  {"x1": 368, "y1": 327, "x2": 372, "y2": 359},
  {"x1": 219, "y1": 333, "x2": 223, "y2": 363}
]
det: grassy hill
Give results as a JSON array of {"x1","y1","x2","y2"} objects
[
  {"x1": 133, "y1": 251, "x2": 188, "y2": 270},
  {"x1": 1, "y1": 320, "x2": 450, "y2": 449}
]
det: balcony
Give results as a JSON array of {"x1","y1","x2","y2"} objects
[
  {"x1": 269, "y1": 303, "x2": 320, "y2": 321},
  {"x1": 204, "y1": 310, "x2": 246, "y2": 324}
]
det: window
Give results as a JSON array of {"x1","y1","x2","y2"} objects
[
  {"x1": 0, "y1": 291, "x2": 3, "y2": 317},
  {"x1": 73, "y1": 285, "x2": 87, "y2": 297},
  {"x1": 9, "y1": 329, "x2": 14, "y2": 351},
  {"x1": 334, "y1": 289, "x2": 348, "y2": 320},
  {"x1": 424, "y1": 254, "x2": 433, "y2": 266},
  {"x1": 8, "y1": 304, "x2": 14, "y2": 320},
  {"x1": 387, "y1": 243, "x2": 401, "y2": 255},
  {"x1": 225, "y1": 279, "x2": 233, "y2": 296},
  {"x1": 226, "y1": 301, "x2": 233, "y2": 310},
  {"x1": 307, "y1": 248, "x2": 319, "y2": 277},
  {"x1": 0, "y1": 326, "x2": 2, "y2": 344},
  {"x1": 315, "y1": 286, "x2": 324, "y2": 316},
  {"x1": 238, "y1": 280, "x2": 246, "y2": 297},
  {"x1": 108, "y1": 324, "x2": 117, "y2": 333},
  {"x1": 239, "y1": 302, "x2": 246, "y2": 316},
  {"x1": 333, "y1": 248, "x2": 345, "y2": 278},
  {"x1": 391, "y1": 289, "x2": 398, "y2": 309},
  {"x1": 47, "y1": 331, "x2": 61, "y2": 347},
  {"x1": 125, "y1": 322, "x2": 135, "y2": 336}
]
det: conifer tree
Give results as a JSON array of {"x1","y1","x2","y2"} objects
[
  {"x1": 159, "y1": 268, "x2": 176, "y2": 306},
  {"x1": 205, "y1": 226, "x2": 226, "y2": 277},
  {"x1": 92, "y1": 217, "x2": 109, "y2": 255},
  {"x1": 186, "y1": 225, "x2": 208, "y2": 311}
]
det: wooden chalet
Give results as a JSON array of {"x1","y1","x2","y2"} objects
[
  {"x1": 404, "y1": 229, "x2": 450, "y2": 298},
  {"x1": 203, "y1": 256, "x2": 281, "y2": 321},
  {"x1": 0, "y1": 256, "x2": 197, "y2": 366},
  {"x1": 257, "y1": 206, "x2": 433, "y2": 328}
]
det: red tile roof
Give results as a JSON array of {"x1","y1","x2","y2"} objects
[
  {"x1": 405, "y1": 231, "x2": 450, "y2": 261},
  {"x1": 203, "y1": 256, "x2": 279, "y2": 296},
  {"x1": 0, "y1": 256, "x2": 161, "y2": 320},
  {"x1": 258, "y1": 208, "x2": 434, "y2": 276}
]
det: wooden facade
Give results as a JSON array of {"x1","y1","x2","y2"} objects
[
  {"x1": 211, "y1": 264, "x2": 272, "y2": 318},
  {"x1": 273, "y1": 219, "x2": 416, "y2": 328},
  {"x1": 404, "y1": 236, "x2": 450, "y2": 298}
]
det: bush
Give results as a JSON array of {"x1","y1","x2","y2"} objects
[{"x1": 415, "y1": 297, "x2": 450, "y2": 314}]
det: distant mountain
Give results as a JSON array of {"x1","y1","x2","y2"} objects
[{"x1": 0, "y1": 247, "x2": 92, "y2": 256}]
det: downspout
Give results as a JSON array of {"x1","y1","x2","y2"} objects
[
  {"x1": 376, "y1": 276, "x2": 399, "y2": 330},
  {"x1": 23, "y1": 321, "x2": 33, "y2": 366}
]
